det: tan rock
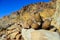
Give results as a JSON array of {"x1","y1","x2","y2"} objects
[
  {"x1": 31, "y1": 23, "x2": 40, "y2": 29},
  {"x1": 31, "y1": 30, "x2": 60, "y2": 40},
  {"x1": 51, "y1": 0, "x2": 60, "y2": 33},
  {"x1": 21, "y1": 28, "x2": 34, "y2": 40},
  {"x1": 42, "y1": 19, "x2": 51, "y2": 29}
]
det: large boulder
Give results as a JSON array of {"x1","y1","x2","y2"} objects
[
  {"x1": 22, "y1": 29, "x2": 60, "y2": 40},
  {"x1": 31, "y1": 30, "x2": 60, "y2": 40},
  {"x1": 21, "y1": 28, "x2": 34, "y2": 40}
]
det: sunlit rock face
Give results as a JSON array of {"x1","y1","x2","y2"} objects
[
  {"x1": 22, "y1": 29, "x2": 60, "y2": 40},
  {"x1": 0, "y1": 0, "x2": 60, "y2": 40},
  {"x1": 31, "y1": 30, "x2": 60, "y2": 40},
  {"x1": 21, "y1": 28, "x2": 34, "y2": 40},
  {"x1": 21, "y1": 0, "x2": 60, "y2": 40},
  {"x1": 19, "y1": 0, "x2": 57, "y2": 30},
  {"x1": 51, "y1": 0, "x2": 60, "y2": 33}
]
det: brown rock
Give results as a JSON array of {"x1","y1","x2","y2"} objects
[{"x1": 42, "y1": 19, "x2": 51, "y2": 29}]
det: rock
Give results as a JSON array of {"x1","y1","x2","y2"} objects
[
  {"x1": 0, "y1": 34, "x2": 7, "y2": 40},
  {"x1": 21, "y1": 28, "x2": 34, "y2": 40},
  {"x1": 42, "y1": 19, "x2": 51, "y2": 30},
  {"x1": 31, "y1": 23, "x2": 40, "y2": 29},
  {"x1": 21, "y1": 29, "x2": 60, "y2": 40},
  {"x1": 31, "y1": 30, "x2": 60, "y2": 40},
  {"x1": 0, "y1": 0, "x2": 60, "y2": 40},
  {"x1": 51, "y1": 0, "x2": 60, "y2": 33},
  {"x1": 7, "y1": 23, "x2": 21, "y2": 39}
]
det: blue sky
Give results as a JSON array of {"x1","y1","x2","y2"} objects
[{"x1": 0, "y1": 0, "x2": 50, "y2": 18}]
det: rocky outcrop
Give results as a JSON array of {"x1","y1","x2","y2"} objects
[
  {"x1": 0, "y1": 0, "x2": 60, "y2": 40},
  {"x1": 31, "y1": 30, "x2": 60, "y2": 40},
  {"x1": 51, "y1": 0, "x2": 60, "y2": 33}
]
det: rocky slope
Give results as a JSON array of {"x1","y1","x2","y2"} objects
[{"x1": 0, "y1": 0, "x2": 60, "y2": 40}]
